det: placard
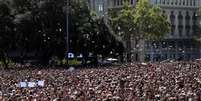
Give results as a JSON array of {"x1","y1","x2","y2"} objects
[
  {"x1": 20, "y1": 82, "x2": 27, "y2": 88},
  {"x1": 38, "y1": 80, "x2": 45, "y2": 87},
  {"x1": 28, "y1": 82, "x2": 36, "y2": 88}
]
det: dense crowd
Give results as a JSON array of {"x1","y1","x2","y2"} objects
[{"x1": 1, "y1": 62, "x2": 201, "y2": 100}]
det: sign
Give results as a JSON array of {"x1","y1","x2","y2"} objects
[
  {"x1": 19, "y1": 82, "x2": 27, "y2": 88},
  {"x1": 77, "y1": 54, "x2": 83, "y2": 58},
  {"x1": 28, "y1": 82, "x2": 36, "y2": 88},
  {"x1": 18, "y1": 80, "x2": 45, "y2": 88},
  {"x1": 38, "y1": 80, "x2": 45, "y2": 87},
  {"x1": 68, "y1": 53, "x2": 74, "y2": 58}
]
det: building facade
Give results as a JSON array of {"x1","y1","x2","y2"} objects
[
  {"x1": 145, "y1": 0, "x2": 201, "y2": 61},
  {"x1": 87, "y1": 0, "x2": 201, "y2": 61}
]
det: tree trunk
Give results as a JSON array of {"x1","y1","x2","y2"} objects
[
  {"x1": 125, "y1": 33, "x2": 131, "y2": 63},
  {"x1": 139, "y1": 39, "x2": 145, "y2": 62},
  {"x1": 0, "y1": 51, "x2": 8, "y2": 69},
  {"x1": 2, "y1": 57, "x2": 8, "y2": 69}
]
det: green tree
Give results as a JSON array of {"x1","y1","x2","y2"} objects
[
  {"x1": 110, "y1": 0, "x2": 170, "y2": 62},
  {"x1": 10, "y1": 0, "x2": 66, "y2": 64},
  {"x1": 110, "y1": 2, "x2": 135, "y2": 62},
  {"x1": 0, "y1": 1, "x2": 14, "y2": 68},
  {"x1": 33, "y1": 0, "x2": 66, "y2": 64},
  {"x1": 2, "y1": 0, "x2": 123, "y2": 65},
  {"x1": 69, "y1": 0, "x2": 123, "y2": 64}
]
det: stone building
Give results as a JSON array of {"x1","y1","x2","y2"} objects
[
  {"x1": 145, "y1": 0, "x2": 201, "y2": 61},
  {"x1": 87, "y1": 0, "x2": 201, "y2": 61}
]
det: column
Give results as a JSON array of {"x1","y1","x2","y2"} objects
[
  {"x1": 104, "y1": 0, "x2": 108, "y2": 21},
  {"x1": 175, "y1": 10, "x2": 179, "y2": 37},
  {"x1": 166, "y1": 0, "x2": 169, "y2": 4},
  {"x1": 195, "y1": 0, "x2": 198, "y2": 6},
  {"x1": 109, "y1": 0, "x2": 112, "y2": 7},
  {"x1": 167, "y1": 10, "x2": 170, "y2": 21},
  {"x1": 182, "y1": 11, "x2": 186, "y2": 37},
  {"x1": 158, "y1": 0, "x2": 161, "y2": 4},
  {"x1": 180, "y1": 0, "x2": 182, "y2": 5},
  {"x1": 185, "y1": 0, "x2": 187, "y2": 6},
  {"x1": 192, "y1": 0, "x2": 194, "y2": 6},
  {"x1": 166, "y1": 10, "x2": 170, "y2": 38},
  {"x1": 181, "y1": 0, "x2": 184, "y2": 5}
]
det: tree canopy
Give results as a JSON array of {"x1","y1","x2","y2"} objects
[
  {"x1": 110, "y1": 0, "x2": 170, "y2": 62},
  {"x1": 0, "y1": 0, "x2": 124, "y2": 67}
]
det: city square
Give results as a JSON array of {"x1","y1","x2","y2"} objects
[{"x1": 0, "y1": 0, "x2": 201, "y2": 100}]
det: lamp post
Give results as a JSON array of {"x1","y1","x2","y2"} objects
[{"x1": 66, "y1": 0, "x2": 69, "y2": 67}]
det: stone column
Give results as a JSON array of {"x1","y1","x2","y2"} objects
[
  {"x1": 175, "y1": 10, "x2": 179, "y2": 38},
  {"x1": 166, "y1": 10, "x2": 171, "y2": 38},
  {"x1": 158, "y1": 0, "x2": 161, "y2": 4},
  {"x1": 181, "y1": 0, "x2": 183, "y2": 5},
  {"x1": 169, "y1": 0, "x2": 171, "y2": 5},
  {"x1": 104, "y1": 0, "x2": 108, "y2": 22},
  {"x1": 185, "y1": 0, "x2": 187, "y2": 6},
  {"x1": 167, "y1": 10, "x2": 170, "y2": 21},
  {"x1": 192, "y1": 0, "x2": 194, "y2": 6},
  {"x1": 196, "y1": 0, "x2": 198, "y2": 6},
  {"x1": 108, "y1": 0, "x2": 112, "y2": 7}
]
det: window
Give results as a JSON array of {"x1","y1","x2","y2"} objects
[
  {"x1": 178, "y1": 11, "x2": 183, "y2": 26},
  {"x1": 114, "y1": 0, "x2": 117, "y2": 6},
  {"x1": 179, "y1": 27, "x2": 183, "y2": 37},
  {"x1": 178, "y1": 41, "x2": 183, "y2": 49},
  {"x1": 175, "y1": 0, "x2": 178, "y2": 5},
  {"x1": 131, "y1": 0, "x2": 133, "y2": 4},
  {"x1": 161, "y1": 41, "x2": 167, "y2": 48},
  {"x1": 117, "y1": 0, "x2": 120, "y2": 5},
  {"x1": 171, "y1": 26, "x2": 175, "y2": 35},
  {"x1": 193, "y1": 12, "x2": 197, "y2": 25},
  {"x1": 121, "y1": 0, "x2": 123, "y2": 5},
  {"x1": 155, "y1": 0, "x2": 157, "y2": 4},
  {"x1": 170, "y1": 11, "x2": 175, "y2": 25},
  {"x1": 171, "y1": 1, "x2": 173, "y2": 5},
  {"x1": 98, "y1": 4, "x2": 103, "y2": 12},
  {"x1": 186, "y1": 27, "x2": 190, "y2": 36},
  {"x1": 194, "y1": 0, "x2": 196, "y2": 6},
  {"x1": 179, "y1": 0, "x2": 181, "y2": 5},
  {"x1": 167, "y1": 0, "x2": 169, "y2": 4},
  {"x1": 145, "y1": 54, "x2": 151, "y2": 61},
  {"x1": 185, "y1": 11, "x2": 190, "y2": 26}
]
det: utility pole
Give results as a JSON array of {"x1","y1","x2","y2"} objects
[{"x1": 66, "y1": 0, "x2": 69, "y2": 67}]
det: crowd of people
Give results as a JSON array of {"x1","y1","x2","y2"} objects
[{"x1": 1, "y1": 61, "x2": 201, "y2": 100}]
